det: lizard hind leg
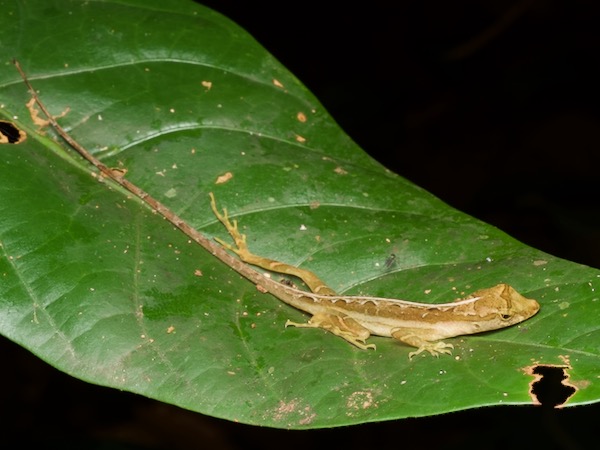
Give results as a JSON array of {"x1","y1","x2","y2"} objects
[
  {"x1": 208, "y1": 192, "x2": 336, "y2": 295},
  {"x1": 209, "y1": 192, "x2": 251, "y2": 257},
  {"x1": 286, "y1": 313, "x2": 376, "y2": 350}
]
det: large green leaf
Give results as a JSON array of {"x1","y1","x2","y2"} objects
[{"x1": 0, "y1": 0, "x2": 598, "y2": 428}]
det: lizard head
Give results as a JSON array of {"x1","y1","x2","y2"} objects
[{"x1": 469, "y1": 283, "x2": 540, "y2": 328}]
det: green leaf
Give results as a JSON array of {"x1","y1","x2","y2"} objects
[{"x1": 1, "y1": 0, "x2": 598, "y2": 428}]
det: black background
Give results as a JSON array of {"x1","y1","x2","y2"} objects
[{"x1": 3, "y1": 1, "x2": 598, "y2": 448}]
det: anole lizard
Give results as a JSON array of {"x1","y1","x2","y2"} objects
[
  {"x1": 14, "y1": 60, "x2": 540, "y2": 359},
  {"x1": 209, "y1": 193, "x2": 540, "y2": 359}
]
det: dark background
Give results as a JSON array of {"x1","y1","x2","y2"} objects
[
  {"x1": 200, "y1": 0, "x2": 599, "y2": 270},
  {"x1": 3, "y1": 0, "x2": 599, "y2": 448}
]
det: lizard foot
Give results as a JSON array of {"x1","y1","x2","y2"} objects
[
  {"x1": 391, "y1": 329, "x2": 454, "y2": 359},
  {"x1": 408, "y1": 341, "x2": 454, "y2": 360}
]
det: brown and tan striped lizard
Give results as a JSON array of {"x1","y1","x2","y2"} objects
[{"x1": 209, "y1": 193, "x2": 540, "y2": 359}]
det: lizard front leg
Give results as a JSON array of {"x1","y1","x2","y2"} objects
[
  {"x1": 286, "y1": 313, "x2": 376, "y2": 350},
  {"x1": 391, "y1": 329, "x2": 454, "y2": 359}
]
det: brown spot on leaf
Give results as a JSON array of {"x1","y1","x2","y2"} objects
[
  {"x1": 0, "y1": 120, "x2": 26, "y2": 144},
  {"x1": 524, "y1": 361, "x2": 577, "y2": 407},
  {"x1": 270, "y1": 399, "x2": 316, "y2": 426},
  {"x1": 346, "y1": 390, "x2": 379, "y2": 416},
  {"x1": 26, "y1": 97, "x2": 69, "y2": 129},
  {"x1": 110, "y1": 167, "x2": 127, "y2": 178},
  {"x1": 215, "y1": 172, "x2": 233, "y2": 184}
]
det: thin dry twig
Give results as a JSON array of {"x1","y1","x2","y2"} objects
[{"x1": 12, "y1": 59, "x2": 267, "y2": 289}]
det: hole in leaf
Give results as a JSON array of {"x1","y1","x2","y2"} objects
[
  {"x1": 530, "y1": 365, "x2": 576, "y2": 407},
  {"x1": 0, "y1": 120, "x2": 26, "y2": 144}
]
